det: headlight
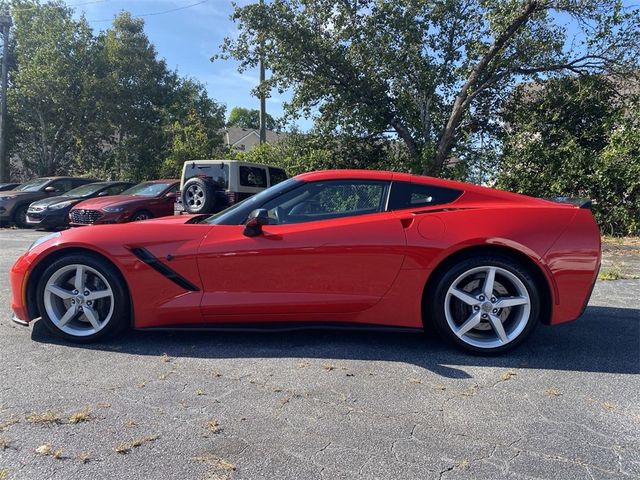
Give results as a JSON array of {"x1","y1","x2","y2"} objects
[
  {"x1": 0, "y1": 195, "x2": 16, "y2": 201},
  {"x1": 29, "y1": 232, "x2": 61, "y2": 251},
  {"x1": 103, "y1": 206, "x2": 125, "y2": 213},
  {"x1": 48, "y1": 201, "x2": 73, "y2": 210}
]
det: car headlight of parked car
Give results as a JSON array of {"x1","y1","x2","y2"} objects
[
  {"x1": 48, "y1": 201, "x2": 74, "y2": 210},
  {"x1": 102, "y1": 206, "x2": 125, "y2": 213}
]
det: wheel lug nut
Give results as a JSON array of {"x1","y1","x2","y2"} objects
[
  {"x1": 84, "y1": 291, "x2": 89, "y2": 296},
  {"x1": 479, "y1": 295, "x2": 485, "y2": 301},
  {"x1": 71, "y1": 300, "x2": 75, "y2": 304},
  {"x1": 491, "y1": 297, "x2": 497, "y2": 303},
  {"x1": 492, "y1": 308, "x2": 498, "y2": 313},
  {"x1": 474, "y1": 306, "x2": 480, "y2": 311},
  {"x1": 481, "y1": 314, "x2": 488, "y2": 319},
  {"x1": 73, "y1": 290, "x2": 78, "y2": 294},
  {"x1": 87, "y1": 301, "x2": 92, "y2": 306},
  {"x1": 78, "y1": 306, "x2": 83, "y2": 311}
]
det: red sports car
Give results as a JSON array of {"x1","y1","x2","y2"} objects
[
  {"x1": 68, "y1": 180, "x2": 179, "y2": 225},
  {"x1": 10, "y1": 170, "x2": 601, "y2": 354}
]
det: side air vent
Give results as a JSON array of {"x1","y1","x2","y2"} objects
[{"x1": 130, "y1": 247, "x2": 200, "y2": 292}]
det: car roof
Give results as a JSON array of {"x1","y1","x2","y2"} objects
[
  {"x1": 86, "y1": 181, "x2": 133, "y2": 185},
  {"x1": 138, "y1": 179, "x2": 178, "y2": 183}
]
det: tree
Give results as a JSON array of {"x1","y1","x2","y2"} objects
[
  {"x1": 9, "y1": 1, "x2": 97, "y2": 175},
  {"x1": 497, "y1": 75, "x2": 639, "y2": 235},
  {"x1": 161, "y1": 77, "x2": 226, "y2": 176},
  {"x1": 227, "y1": 106, "x2": 279, "y2": 130},
  {"x1": 219, "y1": 0, "x2": 640, "y2": 176}
]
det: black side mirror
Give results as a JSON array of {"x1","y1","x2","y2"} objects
[{"x1": 243, "y1": 209, "x2": 269, "y2": 237}]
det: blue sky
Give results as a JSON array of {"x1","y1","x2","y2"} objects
[
  {"x1": 73, "y1": 0, "x2": 302, "y2": 127},
  {"x1": 71, "y1": 0, "x2": 636, "y2": 132}
]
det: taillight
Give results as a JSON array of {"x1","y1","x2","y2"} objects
[{"x1": 226, "y1": 191, "x2": 238, "y2": 205}]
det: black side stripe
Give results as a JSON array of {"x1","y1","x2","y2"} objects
[{"x1": 130, "y1": 247, "x2": 200, "y2": 292}]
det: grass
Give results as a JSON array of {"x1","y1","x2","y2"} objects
[
  {"x1": 77, "y1": 451, "x2": 92, "y2": 464},
  {"x1": 114, "y1": 434, "x2": 159, "y2": 454},
  {"x1": 0, "y1": 418, "x2": 19, "y2": 432},
  {"x1": 26, "y1": 410, "x2": 61, "y2": 424},
  {"x1": 500, "y1": 370, "x2": 517, "y2": 382},
  {"x1": 68, "y1": 408, "x2": 92, "y2": 424},
  {"x1": 0, "y1": 436, "x2": 14, "y2": 450},
  {"x1": 35, "y1": 444, "x2": 64, "y2": 459},
  {"x1": 544, "y1": 388, "x2": 562, "y2": 397},
  {"x1": 598, "y1": 262, "x2": 625, "y2": 281},
  {"x1": 206, "y1": 419, "x2": 220, "y2": 434}
]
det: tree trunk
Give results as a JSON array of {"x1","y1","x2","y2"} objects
[
  {"x1": 390, "y1": 117, "x2": 421, "y2": 167},
  {"x1": 431, "y1": 1, "x2": 539, "y2": 174}
]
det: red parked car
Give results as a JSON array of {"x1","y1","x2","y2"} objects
[
  {"x1": 10, "y1": 170, "x2": 601, "y2": 354},
  {"x1": 68, "y1": 180, "x2": 179, "y2": 225}
]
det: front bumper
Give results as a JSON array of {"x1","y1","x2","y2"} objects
[
  {"x1": 11, "y1": 313, "x2": 30, "y2": 326},
  {"x1": 26, "y1": 211, "x2": 68, "y2": 227},
  {"x1": 10, "y1": 250, "x2": 34, "y2": 323}
]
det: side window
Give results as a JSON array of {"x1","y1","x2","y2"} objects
[
  {"x1": 105, "y1": 184, "x2": 129, "y2": 195},
  {"x1": 48, "y1": 179, "x2": 73, "y2": 193},
  {"x1": 72, "y1": 179, "x2": 90, "y2": 188},
  {"x1": 262, "y1": 180, "x2": 388, "y2": 224},
  {"x1": 388, "y1": 182, "x2": 462, "y2": 210},
  {"x1": 239, "y1": 166, "x2": 267, "y2": 188},
  {"x1": 268, "y1": 167, "x2": 287, "y2": 186}
]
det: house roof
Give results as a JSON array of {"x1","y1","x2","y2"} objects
[{"x1": 222, "y1": 127, "x2": 288, "y2": 147}]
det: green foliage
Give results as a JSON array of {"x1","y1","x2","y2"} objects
[
  {"x1": 497, "y1": 76, "x2": 639, "y2": 235},
  {"x1": 6, "y1": 1, "x2": 225, "y2": 181},
  {"x1": 219, "y1": 0, "x2": 640, "y2": 175},
  {"x1": 226, "y1": 131, "x2": 413, "y2": 176},
  {"x1": 228, "y1": 106, "x2": 279, "y2": 131}
]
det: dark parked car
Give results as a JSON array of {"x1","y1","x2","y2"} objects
[
  {"x1": 0, "y1": 183, "x2": 20, "y2": 192},
  {"x1": 0, "y1": 177, "x2": 99, "y2": 228},
  {"x1": 69, "y1": 180, "x2": 179, "y2": 225},
  {"x1": 26, "y1": 181, "x2": 134, "y2": 230}
]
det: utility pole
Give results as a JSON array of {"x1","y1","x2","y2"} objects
[
  {"x1": 258, "y1": 0, "x2": 266, "y2": 144},
  {"x1": 0, "y1": 13, "x2": 11, "y2": 183}
]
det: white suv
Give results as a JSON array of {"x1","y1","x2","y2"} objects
[{"x1": 175, "y1": 160, "x2": 288, "y2": 215}]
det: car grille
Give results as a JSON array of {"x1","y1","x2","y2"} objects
[{"x1": 70, "y1": 209, "x2": 102, "y2": 224}]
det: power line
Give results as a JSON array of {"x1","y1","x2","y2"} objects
[
  {"x1": 87, "y1": 0, "x2": 209, "y2": 23},
  {"x1": 8, "y1": 1, "x2": 110, "y2": 12}
]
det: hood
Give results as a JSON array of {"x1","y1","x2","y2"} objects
[
  {"x1": 73, "y1": 194, "x2": 150, "y2": 210},
  {"x1": 30, "y1": 195, "x2": 83, "y2": 209}
]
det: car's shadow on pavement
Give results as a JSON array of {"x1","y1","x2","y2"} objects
[{"x1": 31, "y1": 305, "x2": 639, "y2": 377}]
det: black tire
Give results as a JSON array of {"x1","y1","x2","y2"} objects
[
  {"x1": 426, "y1": 254, "x2": 540, "y2": 355},
  {"x1": 131, "y1": 210, "x2": 153, "y2": 222},
  {"x1": 36, "y1": 253, "x2": 130, "y2": 343},
  {"x1": 182, "y1": 177, "x2": 216, "y2": 214},
  {"x1": 13, "y1": 204, "x2": 31, "y2": 229}
]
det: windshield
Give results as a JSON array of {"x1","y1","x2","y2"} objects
[
  {"x1": 205, "y1": 178, "x2": 301, "y2": 225},
  {"x1": 122, "y1": 182, "x2": 173, "y2": 197},
  {"x1": 15, "y1": 178, "x2": 50, "y2": 192},
  {"x1": 62, "y1": 183, "x2": 105, "y2": 198}
]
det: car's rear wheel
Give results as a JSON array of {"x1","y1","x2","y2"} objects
[
  {"x1": 428, "y1": 255, "x2": 540, "y2": 354},
  {"x1": 13, "y1": 204, "x2": 30, "y2": 229},
  {"x1": 131, "y1": 210, "x2": 152, "y2": 221},
  {"x1": 36, "y1": 254, "x2": 129, "y2": 342}
]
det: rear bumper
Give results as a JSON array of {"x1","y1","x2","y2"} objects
[{"x1": 544, "y1": 209, "x2": 602, "y2": 325}]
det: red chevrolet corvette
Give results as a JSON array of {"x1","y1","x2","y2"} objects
[{"x1": 9, "y1": 170, "x2": 601, "y2": 354}]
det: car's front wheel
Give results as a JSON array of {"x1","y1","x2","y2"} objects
[
  {"x1": 428, "y1": 255, "x2": 540, "y2": 354},
  {"x1": 36, "y1": 254, "x2": 129, "y2": 342}
]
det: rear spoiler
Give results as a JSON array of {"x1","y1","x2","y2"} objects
[{"x1": 544, "y1": 197, "x2": 593, "y2": 209}]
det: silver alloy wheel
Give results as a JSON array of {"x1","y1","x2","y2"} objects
[
  {"x1": 43, "y1": 264, "x2": 115, "y2": 337},
  {"x1": 444, "y1": 266, "x2": 531, "y2": 349},
  {"x1": 185, "y1": 184, "x2": 204, "y2": 209}
]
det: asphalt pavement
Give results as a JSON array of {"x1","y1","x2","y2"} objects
[{"x1": 0, "y1": 229, "x2": 638, "y2": 480}]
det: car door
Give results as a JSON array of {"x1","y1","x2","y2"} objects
[
  {"x1": 148, "y1": 183, "x2": 179, "y2": 217},
  {"x1": 197, "y1": 179, "x2": 407, "y2": 320}
]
